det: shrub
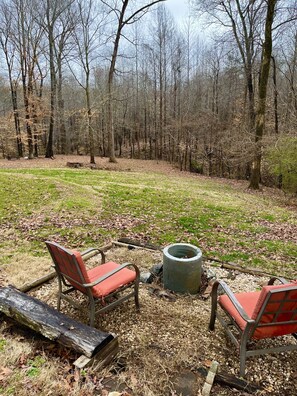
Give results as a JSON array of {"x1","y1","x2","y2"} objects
[{"x1": 267, "y1": 136, "x2": 297, "y2": 194}]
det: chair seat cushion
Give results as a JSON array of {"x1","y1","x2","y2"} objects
[
  {"x1": 87, "y1": 261, "x2": 136, "y2": 298},
  {"x1": 219, "y1": 291, "x2": 260, "y2": 333}
]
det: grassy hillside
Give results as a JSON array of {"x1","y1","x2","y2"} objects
[
  {"x1": 0, "y1": 167, "x2": 296, "y2": 279},
  {"x1": 0, "y1": 164, "x2": 296, "y2": 396}
]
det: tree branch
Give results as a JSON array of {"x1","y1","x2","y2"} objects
[{"x1": 123, "y1": 0, "x2": 166, "y2": 26}]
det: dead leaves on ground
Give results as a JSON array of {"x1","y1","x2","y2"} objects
[{"x1": 0, "y1": 366, "x2": 13, "y2": 383}]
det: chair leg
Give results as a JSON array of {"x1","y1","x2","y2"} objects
[
  {"x1": 239, "y1": 331, "x2": 249, "y2": 377},
  {"x1": 134, "y1": 281, "x2": 140, "y2": 312},
  {"x1": 209, "y1": 282, "x2": 219, "y2": 330},
  {"x1": 57, "y1": 295, "x2": 61, "y2": 311},
  {"x1": 57, "y1": 277, "x2": 62, "y2": 311},
  {"x1": 89, "y1": 297, "x2": 96, "y2": 327}
]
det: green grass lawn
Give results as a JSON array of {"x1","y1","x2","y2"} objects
[{"x1": 0, "y1": 168, "x2": 296, "y2": 277}]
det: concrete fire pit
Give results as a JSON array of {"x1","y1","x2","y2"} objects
[{"x1": 163, "y1": 243, "x2": 202, "y2": 294}]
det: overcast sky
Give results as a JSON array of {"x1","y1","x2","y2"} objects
[{"x1": 165, "y1": 0, "x2": 190, "y2": 24}]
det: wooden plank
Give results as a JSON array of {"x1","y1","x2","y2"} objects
[
  {"x1": 0, "y1": 286, "x2": 116, "y2": 358},
  {"x1": 202, "y1": 360, "x2": 219, "y2": 396}
]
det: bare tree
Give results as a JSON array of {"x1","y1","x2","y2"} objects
[
  {"x1": 249, "y1": 0, "x2": 277, "y2": 188},
  {"x1": 192, "y1": 0, "x2": 296, "y2": 188},
  {"x1": 101, "y1": 0, "x2": 166, "y2": 163},
  {"x1": 0, "y1": 1, "x2": 23, "y2": 157},
  {"x1": 70, "y1": 0, "x2": 107, "y2": 164},
  {"x1": 38, "y1": 0, "x2": 75, "y2": 158},
  {"x1": 13, "y1": 0, "x2": 44, "y2": 159}
]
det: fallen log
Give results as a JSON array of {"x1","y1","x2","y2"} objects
[
  {"x1": 0, "y1": 286, "x2": 116, "y2": 359},
  {"x1": 197, "y1": 366, "x2": 262, "y2": 393},
  {"x1": 74, "y1": 337, "x2": 119, "y2": 371},
  {"x1": 66, "y1": 162, "x2": 83, "y2": 168}
]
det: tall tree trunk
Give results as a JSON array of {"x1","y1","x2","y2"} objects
[
  {"x1": 105, "y1": 0, "x2": 165, "y2": 163},
  {"x1": 249, "y1": 0, "x2": 277, "y2": 189},
  {"x1": 106, "y1": 0, "x2": 129, "y2": 163},
  {"x1": 46, "y1": 28, "x2": 56, "y2": 159},
  {"x1": 57, "y1": 63, "x2": 67, "y2": 154},
  {"x1": 11, "y1": 81, "x2": 23, "y2": 157},
  {"x1": 271, "y1": 55, "x2": 279, "y2": 135},
  {"x1": 86, "y1": 73, "x2": 95, "y2": 164},
  {"x1": 45, "y1": 0, "x2": 56, "y2": 159}
]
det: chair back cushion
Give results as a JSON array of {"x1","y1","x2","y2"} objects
[
  {"x1": 251, "y1": 282, "x2": 297, "y2": 338},
  {"x1": 46, "y1": 241, "x2": 89, "y2": 293}
]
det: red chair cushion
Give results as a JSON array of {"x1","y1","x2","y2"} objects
[
  {"x1": 219, "y1": 283, "x2": 297, "y2": 339},
  {"x1": 47, "y1": 246, "x2": 88, "y2": 293},
  {"x1": 72, "y1": 250, "x2": 89, "y2": 280},
  {"x1": 219, "y1": 291, "x2": 260, "y2": 332},
  {"x1": 87, "y1": 261, "x2": 136, "y2": 298}
]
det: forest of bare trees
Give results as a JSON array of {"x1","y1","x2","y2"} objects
[{"x1": 0, "y1": 0, "x2": 296, "y2": 190}]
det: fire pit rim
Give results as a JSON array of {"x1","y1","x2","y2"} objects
[{"x1": 163, "y1": 243, "x2": 202, "y2": 263}]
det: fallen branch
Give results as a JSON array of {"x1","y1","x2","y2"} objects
[
  {"x1": 117, "y1": 238, "x2": 161, "y2": 251},
  {"x1": 19, "y1": 271, "x2": 56, "y2": 293},
  {"x1": 205, "y1": 256, "x2": 275, "y2": 277}
]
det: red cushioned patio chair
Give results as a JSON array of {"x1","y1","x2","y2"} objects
[
  {"x1": 209, "y1": 277, "x2": 297, "y2": 376},
  {"x1": 45, "y1": 241, "x2": 140, "y2": 326}
]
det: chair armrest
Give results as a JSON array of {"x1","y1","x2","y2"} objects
[
  {"x1": 211, "y1": 280, "x2": 252, "y2": 323},
  {"x1": 268, "y1": 276, "x2": 289, "y2": 285},
  {"x1": 83, "y1": 262, "x2": 140, "y2": 288},
  {"x1": 81, "y1": 248, "x2": 106, "y2": 263}
]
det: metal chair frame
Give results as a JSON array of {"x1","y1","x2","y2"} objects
[
  {"x1": 46, "y1": 241, "x2": 140, "y2": 326},
  {"x1": 209, "y1": 276, "x2": 297, "y2": 377}
]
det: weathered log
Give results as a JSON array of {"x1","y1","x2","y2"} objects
[
  {"x1": 197, "y1": 366, "x2": 262, "y2": 393},
  {"x1": 0, "y1": 286, "x2": 115, "y2": 358},
  {"x1": 117, "y1": 238, "x2": 161, "y2": 251},
  {"x1": 66, "y1": 162, "x2": 83, "y2": 168},
  {"x1": 74, "y1": 337, "x2": 119, "y2": 371}
]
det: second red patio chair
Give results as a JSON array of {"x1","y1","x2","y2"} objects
[
  {"x1": 46, "y1": 241, "x2": 140, "y2": 326},
  {"x1": 209, "y1": 277, "x2": 297, "y2": 376}
]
